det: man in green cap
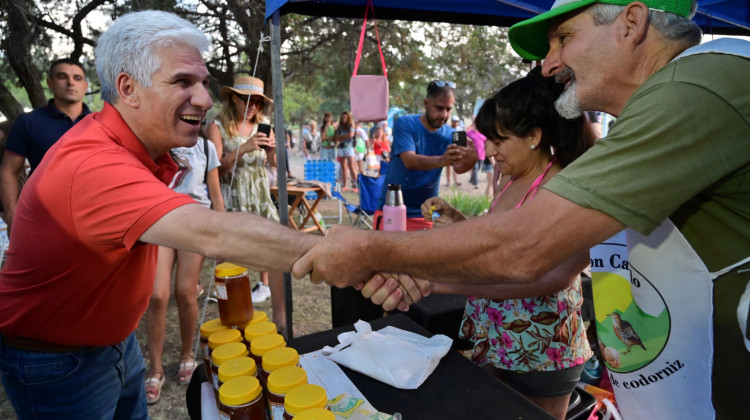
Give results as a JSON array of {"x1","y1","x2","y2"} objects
[{"x1": 294, "y1": 1, "x2": 749, "y2": 418}]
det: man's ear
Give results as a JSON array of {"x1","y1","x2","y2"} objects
[
  {"x1": 115, "y1": 73, "x2": 140, "y2": 108},
  {"x1": 620, "y1": 1, "x2": 650, "y2": 47}
]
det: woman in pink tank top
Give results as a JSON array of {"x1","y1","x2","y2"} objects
[{"x1": 423, "y1": 67, "x2": 597, "y2": 420}]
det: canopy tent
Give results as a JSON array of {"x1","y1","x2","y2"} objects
[
  {"x1": 262, "y1": 0, "x2": 749, "y2": 337},
  {"x1": 266, "y1": 0, "x2": 750, "y2": 34}
]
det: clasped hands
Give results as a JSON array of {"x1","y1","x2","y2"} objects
[{"x1": 291, "y1": 197, "x2": 465, "y2": 311}]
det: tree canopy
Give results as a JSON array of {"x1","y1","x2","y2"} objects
[{"x1": 0, "y1": 0, "x2": 524, "y2": 128}]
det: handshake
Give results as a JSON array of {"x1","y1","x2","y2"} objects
[
  {"x1": 291, "y1": 197, "x2": 462, "y2": 311},
  {"x1": 291, "y1": 224, "x2": 432, "y2": 312}
]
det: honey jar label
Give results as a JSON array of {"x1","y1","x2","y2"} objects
[
  {"x1": 269, "y1": 401, "x2": 284, "y2": 420},
  {"x1": 216, "y1": 283, "x2": 228, "y2": 300}
]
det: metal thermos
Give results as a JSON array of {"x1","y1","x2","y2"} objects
[{"x1": 382, "y1": 184, "x2": 406, "y2": 232}]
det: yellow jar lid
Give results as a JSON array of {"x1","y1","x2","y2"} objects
[
  {"x1": 208, "y1": 328, "x2": 242, "y2": 349},
  {"x1": 262, "y1": 347, "x2": 300, "y2": 373},
  {"x1": 215, "y1": 262, "x2": 248, "y2": 278},
  {"x1": 219, "y1": 376, "x2": 262, "y2": 406},
  {"x1": 212, "y1": 342, "x2": 248, "y2": 366},
  {"x1": 284, "y1": 384, "x2": 327, "y2": 415},
  {"x1": 237, "y1": 311, "x2": 269, "y2": 330},
  {"x1": 244, "y1": 321, "x2": 277, "y2": 341},
  {"x1": 218, "y1": 357, "x2": 257, "y2": 383},
  {"x1": 250, "y1": 333, "x2": 286, "y2": 356},
  {"x1": 293, "y1": 408, "x2": 336, "y2": 420},
  {"x1": 267, "y1": 366, "x2": 308, "y2": 395},
  {"x1": 200, "y1": 318, "x2": 229, "y2": 338}
]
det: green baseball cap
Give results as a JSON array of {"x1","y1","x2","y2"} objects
[{"x1": 508, "y1": 0, "x2": 693, "y2": 60}]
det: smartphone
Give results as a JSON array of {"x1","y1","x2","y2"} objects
[
  {"x1": 452, "y1": 131, "x2": 467, "y2": 147},
  {"x1": 257, "y1": 123, "x2": 272, "y2": 136}
]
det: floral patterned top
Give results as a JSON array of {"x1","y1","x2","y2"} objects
[
  {"x1": 458, "y1": 162, "x2": 592, "y2": 373},
  {"x1": 217, "y1": 120, "x2": 280, "y2": 222}
]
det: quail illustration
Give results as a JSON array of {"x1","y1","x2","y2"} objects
[{"x1": 607, "y1": 312, "x2": 647, "y2": 354}]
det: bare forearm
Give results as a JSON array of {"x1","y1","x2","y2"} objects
[
  {"x1": 401, "y1": 154, "x2": 445, "y2": 171},
  {"x1": 452, "y1": 150, "x2": 477, "y2": 174},
  {"x1": 206, "y1": 213, "x2": 319, "y2": 272},
  {"x1": 431, "y1": 248, "x2": 589, "y2": 298},
  {"x1": 363, "y1": 192, "x2": 620, "y2": 285},
  {"x1": 0, "y1": 168, "x2": 21, "y2": 225},
  {"x1": 141, "y1": 204, "x2": 321, "y2": 273}
]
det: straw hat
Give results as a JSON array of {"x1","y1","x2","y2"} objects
[{"x1": 219, "y1": 76, "x2": 273, "y2": 104}]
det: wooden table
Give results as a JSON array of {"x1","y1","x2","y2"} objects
[{"x1": 270, "y1": 184, "x2": 326, "y2": 235}]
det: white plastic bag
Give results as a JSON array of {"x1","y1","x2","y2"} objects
[{"x1": 322, "y1": 320, "x2": 452, "y2": 389}]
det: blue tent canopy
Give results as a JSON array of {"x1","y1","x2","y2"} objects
[{"x1": 266, "y1": 0, "x2": 750, "y2": 35}]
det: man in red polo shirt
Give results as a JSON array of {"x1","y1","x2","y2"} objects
[{"x1": 0, "y1": 11, "x2": 319, "y2": 419}]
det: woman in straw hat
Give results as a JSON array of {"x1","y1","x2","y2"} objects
[{"x1": 206, "y1": 76, "x2": 285, "y2": 326}]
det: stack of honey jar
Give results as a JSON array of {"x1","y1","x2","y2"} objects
[{"x1": 199, "y1": 262, "x2": 335, "y2": 420}]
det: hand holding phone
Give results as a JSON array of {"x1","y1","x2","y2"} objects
[
  {"x1": 257, "y1": 123, "x2": 272, "y2": 136},
  {"x1": 452, "y1": 131, "x2": 467, "y2": 148},
  {"x1": 257, "y1": 123, "x2": 272, "y2": 150}
]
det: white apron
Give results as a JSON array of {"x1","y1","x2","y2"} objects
[
  {"x1": 588, "y1": 38, "x2": 750, "y2": 419},
  {"x1": 591, "y1": 224, "x2": 714, "y2": 419}
]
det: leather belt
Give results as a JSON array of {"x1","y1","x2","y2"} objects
[{"x1": 1, "y1": 335, "x2": 101, "y2": 353}]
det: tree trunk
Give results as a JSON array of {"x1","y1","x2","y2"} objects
[
  {"x1": 1, "y1": 0, "x2": 46, "y2": 109},
  {"x1": 0, "y1": 81, "x2": 24, "y2": 125}
]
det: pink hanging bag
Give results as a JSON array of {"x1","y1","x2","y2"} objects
[{"x1": 349, "y1": 0, "x2": 389, "y2": 123}]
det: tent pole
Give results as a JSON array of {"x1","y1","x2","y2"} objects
[{"x1": 270, "y1": 10, "x2": 293, "y2": 340}]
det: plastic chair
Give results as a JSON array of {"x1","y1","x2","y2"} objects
[
  {"x1": 331, "y1": 190, "x2": 372, "y2": 229},
  {"x1": 356, "y1": 173, "x2": 385, "y2": 229}
]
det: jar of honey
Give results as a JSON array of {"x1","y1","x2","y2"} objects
[
  {"x1": 249, "y1": 333, "x2": 286, "y2": 374},
  {"x1": 215, "y1": 262, "x2": 253, "y2": 326},
  {"x1": 200, "y1": 318, "x2": 230, "y2": 379},
  {"x1": 218, "y1": 376, "x2": 267, "y2": 420},
  {"x1": 244, "y1": 321, "x2": 277, "y2": 348},
  {"x1": 283, "y1": 384, "x2": 328, "y2": 419},
  {"x1": 218, "y1": 356, "x2": 258, "y2": 389},
  {"x1": 266, "y1": 366, "x2": 307, "y2": 420},
  {"x1": 261, "y1": 347, "x2": 300, "y2": 385},
  {"x1": 211, "y1": 342, "x2": 249, "y2": 406},
  {"x1": 292, "y1": 407, "x2": 336, "y2": 420}
]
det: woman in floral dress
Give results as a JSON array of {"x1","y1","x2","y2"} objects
[{"x1": 423, "y1": 67, "x2": 596, "y2": 419}]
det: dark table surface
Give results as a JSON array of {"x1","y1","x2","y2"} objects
[{"x1": 289, "y1": 314, "x2": 555, "y2": 420}]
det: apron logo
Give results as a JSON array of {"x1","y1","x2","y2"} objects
[{"x1": 591, "y1": 247, "x2": 670, "y2": 373}]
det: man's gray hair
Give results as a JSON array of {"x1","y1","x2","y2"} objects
[
  {"x1": 587, "y1": 1, "x2": 702, "y2": 46},
  {"x1": 95, "y1": 10, "x2": 210, "y2": 104}
]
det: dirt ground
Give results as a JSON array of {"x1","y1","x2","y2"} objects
[{"x1": 0, "y1": 152, "x2": 489, "y2": 419}]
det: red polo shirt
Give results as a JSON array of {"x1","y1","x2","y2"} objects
[{"x1": 0, "y1": 103, "x2": 196, "y2": 346}]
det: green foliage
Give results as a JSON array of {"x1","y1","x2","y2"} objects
[
  {"x1": 441, "y1": 191, "x2": 491, "y2": 218},
  {"x1": 0, "y1": 1, "x2": 527, "y2": 124}
]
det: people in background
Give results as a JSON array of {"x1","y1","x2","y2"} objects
[
  {"x1": 145, "y1": 126, "x2": 224, "y2": 404},
  {"x1": 320, "y1": 112, "x2": 336, "y2": 161},
  {"x1": 334, "y1": 111, "x2": 358, "y2": 192},
  {"x1": 0, "y1": 58, "x2": 91, "y2": 233},
  {"x1": 206, "y1": 76, "x2": 287, "y2": 328}
]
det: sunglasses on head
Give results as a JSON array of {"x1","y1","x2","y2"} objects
[
  {"x1": 237, "y1": 94, "x2": 265, "y2": 106},
  {"x1": 429, "y1": 80, "x2": 456, "y2": 89}
]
